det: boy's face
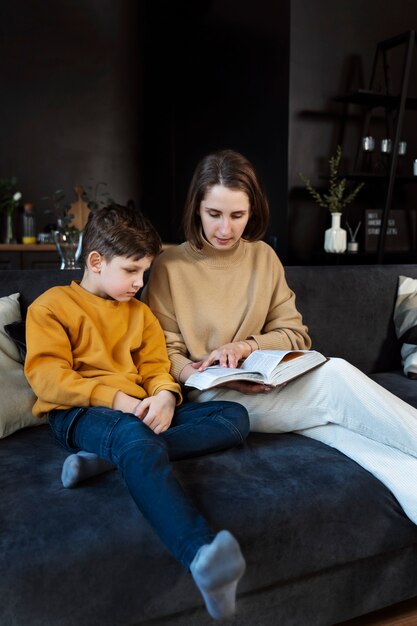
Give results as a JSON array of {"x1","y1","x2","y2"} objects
[{"x1": 94, "y1": 255, "x2": 153, "y2": 301}]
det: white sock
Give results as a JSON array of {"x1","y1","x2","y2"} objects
[
  {"x1": 61, "y1": 451, "x2": 115, "y2": 488},
  {"x1": 190, "y1": 530, "x2": 246, "y2": 620}
]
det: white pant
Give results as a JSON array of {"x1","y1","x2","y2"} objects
[{"x1": 188, "y1": 358, "x2": 417, "y2": 523}]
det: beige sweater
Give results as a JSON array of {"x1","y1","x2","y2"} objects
[{"x1": 142, "y1": 239, "x2": 311, "y2": 381}]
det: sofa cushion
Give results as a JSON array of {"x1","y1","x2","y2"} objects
[
  {"x1": 2, "y1": 425, "x2": 417, "y2": 626},
  {"x1": 4, "y1": 319, "x2": 26, "y2": 363},
  {"x1": 0, "y1": 292, "x2": 44, "y2": 438},
  {"x1": 393, "y1": 275, "x2": 417, "y2": 378},
  {"x1": 370, "y1": 370, "x2": 417, "y2": 409}
]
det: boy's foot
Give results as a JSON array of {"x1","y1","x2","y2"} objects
[
  {"x1": 190, "y1": 530, "x2": 246, "y2": 620},
  {"x1": 61, "y1": 451, "x2": 115, "y2": 488}
]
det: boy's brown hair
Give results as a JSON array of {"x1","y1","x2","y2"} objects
[{"x1": 80, "y1": 204, "x2": 161, "y2": 266}]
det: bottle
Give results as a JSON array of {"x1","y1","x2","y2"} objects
[{"x1": 22, "y1": 203, "x2": 37, "y2": 244}]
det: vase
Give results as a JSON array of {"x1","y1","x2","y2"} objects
[
  {"x1": 53, "y1": 230, "x2": 83, "y2": 269},
  {"x1": 3, "y1": 213, "x2": 16, "y2": 244},
  {"x1": 324, "y1": 212, "x2": 347, "y2": 254}
]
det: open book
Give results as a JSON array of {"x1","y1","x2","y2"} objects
[{"x1": 185, "y1": 349, "x2": 328, "y2": 391}]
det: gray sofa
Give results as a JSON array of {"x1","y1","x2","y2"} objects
[{"x1": 2, "y1": 265, "x2": 417, "y2": 626}]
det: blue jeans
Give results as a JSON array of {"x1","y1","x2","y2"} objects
[{"x1": 49, "y1": 401, "x2": 249, "y2": 568}]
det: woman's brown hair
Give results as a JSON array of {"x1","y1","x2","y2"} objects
[{"x1": 182, "y1": 149, "x2": 270, "y2": 248}]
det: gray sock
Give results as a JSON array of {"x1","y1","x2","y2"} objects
[
  {"x1": 190, "y1": 530, "x2": 246, "y2": 620},
  {"x1": 61, "y1": 451, "x2": 115, "y2": 488}
]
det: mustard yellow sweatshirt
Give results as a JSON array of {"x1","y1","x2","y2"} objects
[
  {"x1": 25, "y1": 281, "x2": 182, "y2": 418},
  {"x1": 142, "y1": 239, "x2": 311, "y2": 381}
]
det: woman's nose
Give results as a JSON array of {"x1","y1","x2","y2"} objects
[{"x1": 219, "y1": 218, "x2": 231, "y2": 233}]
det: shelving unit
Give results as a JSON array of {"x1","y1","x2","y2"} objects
[
  {"x1": 334, "y1": 31, "x2": 417, "y2": 263},
  {"x1": 0, "y1": 244, "x2": 60, "y2": 270}
]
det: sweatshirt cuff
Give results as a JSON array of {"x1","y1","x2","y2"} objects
[
  {"x1": 169, "y1": 354, "x2": 193, "y2": 383},
  {"x1": 89, "y1": 384, "x2": 119, "y2": 408},
  {"x1": 152, "y1": 383, "x2": 183, "y2": 406}
]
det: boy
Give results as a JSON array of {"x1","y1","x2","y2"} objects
[{"x1": 24, "y1": 204, "x2": 249, "y2": 621}]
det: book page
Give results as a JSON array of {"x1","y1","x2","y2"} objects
[
  {"x1": 241, "y1": 350, "x2": 307, "y2": 377},
  {"x1": 186, "y1": 367, "x2": 264, "y2": 390}
]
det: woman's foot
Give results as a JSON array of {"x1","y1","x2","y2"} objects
[
  {"x1": 190, "y1": 530, "x2": 246, "y2": 620},
  {"x1": 61, "y1": 451, "x2": 115, "y2": 488}
]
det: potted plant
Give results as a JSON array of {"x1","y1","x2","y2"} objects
[
  {"x1": 43, "y1": 184, "x2": 113, "y2": 269},
  {"x1": 299, "y1": 146, "x2": 364, "y2": 253}
]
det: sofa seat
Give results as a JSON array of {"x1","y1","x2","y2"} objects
[
  {"x1": 371, "y1": 370, "x2": 417, "y2": 409},
  {"x1": 2, "y1": 422, "x2": 417, "y2": 626},
  {"x1": 3, "y1": 267, "x2": 417, "y2": 625}
]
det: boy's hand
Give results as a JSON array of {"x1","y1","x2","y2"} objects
[
  {"x1": 113, "y1": 390, "x2": 142, "y2": 414},
  {"x1": 135, "y1": 390, "x2": 176, "y2": 434}
]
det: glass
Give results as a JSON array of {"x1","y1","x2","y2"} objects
[{"x1": 53, "y1": 230, "x2": 83, "y2": 269}]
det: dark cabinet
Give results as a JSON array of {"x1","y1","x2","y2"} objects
[{"x1": 0, "y1": 245, "x2": 60, "y2": 270}]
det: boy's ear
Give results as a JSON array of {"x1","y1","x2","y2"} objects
[{"x1": 88, "y1": 251, "x2": 103, "y2": 273}]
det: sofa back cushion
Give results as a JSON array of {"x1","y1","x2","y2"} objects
[
  {"x1": 0, "y1": 264, "x2": 415, "y2": 376},
  {"x1": 285, "y1": 264, "x2": 417, "y2": 374}
]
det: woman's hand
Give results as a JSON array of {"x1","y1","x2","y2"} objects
[
  {"x1": 198, "y1": 340, "x2": 257, "y2": 370},
  {"x1": 218, "y1": 380, "x2": 273, "y2": 394},
  {"x1": 218, "y1": 381, "x2": 286, "y2": 395}
]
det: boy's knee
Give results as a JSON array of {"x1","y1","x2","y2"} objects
[{"x1": 112, "y1": 417, "x2": 167, "y2": 455}]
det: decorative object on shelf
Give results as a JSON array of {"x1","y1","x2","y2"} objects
[
  {"x1": 362, "y1": 136, "x2": 375, "y2": 152},
  {"x1": 0, "y1": 177, "x2": 21, "y2": 244},
  {"x1": 346, "y1": 221, "x2": 361, "y2": 254},
  {"x1": 22, "y1": 203, "x2": 37, "y2": 244},
  {"x1": 43, "y1": 189, "x2": 82, "y2": 269},
  {"x1": 324, "y1": 212, "x2": 347, "y2": 253},
  {"x1": 53, "y1": 229, "x2": 83, "y2": 270},
  {"x1": 43, "y1": 183, "x2": 114, "y2": 270},
  {"x1": 68, "y1": 186, "x2": 90, "y2": 231},
  {"x1": 299, "y1": 146, "x2": 365, "y2": 254},
  {"x1": 381, "y1": 138, "x2": 392, "y2": 154},
  {"x1": 413, "y1": 159, "x2": 417, "y2": 176},
  {"x1": 362, "y1": 136, "x2": 375, "y2": 172},
  {"x1": 364, "y1": 209, "x2": 417, "y2": 253},
  {"x1": 398, "y1": 141, "x2": 407, "y2": 156}
]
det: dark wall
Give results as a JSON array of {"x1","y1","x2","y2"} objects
[
  {"x1": 3, "y1": 0, "x2": 417, "y2": 261},
  {"x1": 0, "y1": 0, "x2": 142, "y2": 233},
  {"x1": 289, "y1": 0, "x2": 417, "y2": 263},
  {"x1": 142, "y1": 0, "x2": 290, "y2": 252}
]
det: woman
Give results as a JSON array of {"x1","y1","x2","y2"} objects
[{"x1": 142, "y1": 149, "x2": 417, "y2": 524}]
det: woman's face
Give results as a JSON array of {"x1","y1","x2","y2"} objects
[{"x1": 199, "y1": 185, "x2": 250, "y2": 250}]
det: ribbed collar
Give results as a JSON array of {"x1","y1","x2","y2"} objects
[
  {"x1": 184, "y1": 238, "x2": 247, "y2": 268},
  {"x1": 69, "y1": 280, "x2": 126, "y2": 309}
]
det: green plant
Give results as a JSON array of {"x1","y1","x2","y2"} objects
[
  {"x1": 299, "y1": 146, "x2": 364, "y2": 213},
  {"x1": 0, "y1": 177, "x2": 21, "y2": 216},
  {"x1": 43, "y1": 182, "x2": 115, "y2": 233},
  {"x1": 42, "y1": 189, "x2": 77, "y2": 231},
  {"x1": 81, "y1": 181, "x2": 112, "y2": 211}
]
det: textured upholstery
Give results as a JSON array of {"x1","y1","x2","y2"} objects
[{"x1": 1, "y1": 266, "x2": 417, "y2": 626}]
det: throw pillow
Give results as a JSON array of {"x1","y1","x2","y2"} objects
[
  {"x1": 4, "y1": 320, "x2": 27, "y2": 363},
  {"x1": 0, "y1": 293, "x2": 45, "y2": 438},
  {"x1": 394, "y1": 275, "x2": 417, "y2": 378}
]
